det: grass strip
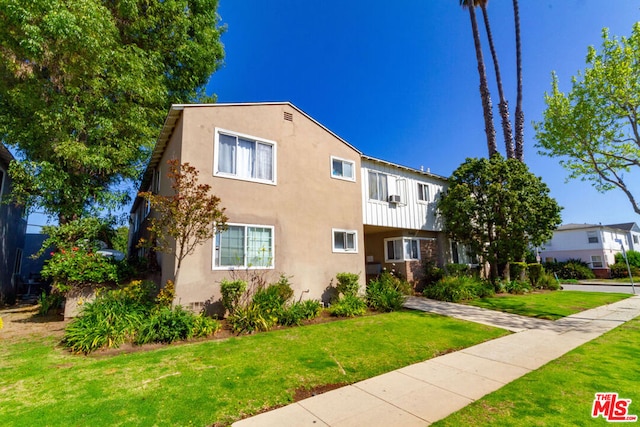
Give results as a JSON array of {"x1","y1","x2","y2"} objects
[
  {"x1": 465, "y1": 290, "x2": 631, "y2": 320},
  {"x1": 0, "y1": 310, "x2": 506, "y2": 426}
]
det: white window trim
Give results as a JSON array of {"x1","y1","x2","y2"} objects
[
  {"x1": 213, "y1": 223, "x2": 275, "y2": 270},
  {"x1": 587, "y1": 231, "x2": 599, "y2": 244},
  {"x1": 384, "y1": 237, "x2": 424, "y2": 262},
  {"x1": 330, "y1": 156, "x2": 356, "y2": 182},
  {"x1": 332, "y1": 228, "x2": 358, "y2": 253},
  {"x1": 368, "y1": 170, "x2": 388, "y2": 203},
  {"x1": 213, "y1": 127, "x2": 277, "y2": 185},
  {"x1": 591, "y1": 255, "x2": 604, "y2": 268},
  {"x1": 417, "y1": 182, "x2": 430, "y2": 204}
]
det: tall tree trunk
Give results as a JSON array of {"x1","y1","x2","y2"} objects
[
  {"x1": 513, "y1": 0, "x2": 525, "y2": 162},
  {"x1": 467, "y1": 6, "x2": 498, "y2": 157},
  {"x1": 480, "y1": 5, "x2": 515, "y2": 159}
]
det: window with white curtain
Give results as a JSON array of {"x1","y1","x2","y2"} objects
[
  {"x1": 368, "y1": 171, "x2": 388, "y2": 201},
  {"x1": 215, "y1": 129, "x2": 276, "y2": 184},
  {"x1": 214, "y1": 224, "x2": 274, "y2": 268},
  {"x1": 417, "y1": 183, "x2": 430, "y2": 202},
  {"x1": 385, "y1": 237, "x2": 420, "y2": 262}
]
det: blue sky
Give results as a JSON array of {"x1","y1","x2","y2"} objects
[{"x1": 206, "y1": 0, "x2": 640, "y2": 226}]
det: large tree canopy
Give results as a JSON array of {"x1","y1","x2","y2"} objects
[
  {"x1": 535, "y1": 23, "x2": 640, "y2": 215},
  {"x1": 438, "y1": 156, "x2": 562, "y2": 281},
  {"x1": 0, "y1": 0, "x2": 225, "y2": 222}
]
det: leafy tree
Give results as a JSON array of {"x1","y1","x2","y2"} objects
[
  {"x1": 0, "y1": 0, "x2": 225, "y2": 222},
  {"x1": 438, "y1": 156, "x2": 562, "y2": 282},
  {"x1": 139, "y1": 160, "x2": 228, "y2": 276},
  {"x1": 535, "y1": 24, "x2": 640, "y2": 215}
]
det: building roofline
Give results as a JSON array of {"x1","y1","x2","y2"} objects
[{"x1": 361, "y1": 155, "x2": 447, "y2": 181}]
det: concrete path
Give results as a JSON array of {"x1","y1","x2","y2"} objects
[
  {"x1": 563, "y1": 283, "x2": 637, "y2": 294},
  {"x1": 233, "y1": 295, "x2": 640, "y2": 427}
]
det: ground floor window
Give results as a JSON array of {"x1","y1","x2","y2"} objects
[
  {"x1": 214, "y1": 224, "x2": 274, "y2": 268},
  {"x1": 385, "y1": 237, "x2": 419, "y2": 262},
  {"x1": 591, "y1": 255, "x2": 604, "y2": 268},
  {"x1": 333, "y1": 229, "x2": 358, "y2": 253}
]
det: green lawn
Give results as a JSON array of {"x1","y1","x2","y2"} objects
[
  {"x1": 0, "y1": 310, "x2": 506, "y2": 427},
  {"x1": 433, "y1": 315, "x2": 640, "y2": 426},
  {"x1": 465, "y1": 290, "x2": 631, "y2": 320}
]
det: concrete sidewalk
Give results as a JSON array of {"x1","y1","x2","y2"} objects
[{"x1": 233, "y1": 295, "x2": 640, "y2": 427}]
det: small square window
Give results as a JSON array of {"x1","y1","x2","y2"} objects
[
  {"x1": 587, "y1": 231, "x2": 599, "y2": 244},
  {"x1": 333, "y1": 229, "x2": 357, "y2": 253},
  {"x1": 591, "y1": 255, "x2": 603, "y2": 268},
  {"x1": 417, "y1": 183, "x2": 430, "y2": 202},
  {"x1": 331, "y1": 157, "x2": 355, "y2": 181}
]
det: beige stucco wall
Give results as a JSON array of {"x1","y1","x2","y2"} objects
[{"x1": 163, "y1": 104, "x2": 364, "y2": 312}]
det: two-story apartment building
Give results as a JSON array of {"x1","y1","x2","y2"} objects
[
  {"x1": 539, "y1": 223, "x2": 639, "y2": 278},
  {"x1": 130, "y1": 103, "x2": 450, "y2": 312},
  {"x1": 0, "y1": 144, "x2": 27, "y2": 305}
]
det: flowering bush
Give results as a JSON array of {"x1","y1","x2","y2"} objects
[{"x1": 41, "y1": 247, "x2": 120, "y2": 293}]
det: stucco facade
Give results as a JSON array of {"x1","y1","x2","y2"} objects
[{"x1": 131, "y1": 103, "x2": 365, "y2": 312}]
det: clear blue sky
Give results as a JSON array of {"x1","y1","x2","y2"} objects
[{"x1": 207, "y1": 0, "x2": 640, "y2": 226}]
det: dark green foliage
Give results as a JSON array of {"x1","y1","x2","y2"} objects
[
  {"x1": 271, "y1": 275, "x2": 295, "y2": 303},
  {"x1": 540, "y1": 272, "x2": 561, "y2": 290},
  {"x1": 528, "y1": 263, "x2": 544, "y2": 288},
  {"x1": 420, "y1": 261, "x2": 445, "y2": 288},
  {"x1": 423, "y1": 276, "x2": 481, "y2": 302},
  {"x1": 544, "y1": 260, "x2": 596, "y2": 280},
  {"x1": 279, "y1": 300, "x2": 323, "y2": 326},
  {"x1": 37, "y1": 291, "x2": 64, "y2": 316},
  {"x1": 135, "y1": 306, "x2": 218, "y2": 344},
  {"x1": 610, "y1": 263, "x2": 640, "y2": 279},
  {"x1": 63, "y1": 292, "x2": 148, "y2": 354},
  {"x1": 504, "y1": 280, "x2": 533, "y2": 295},
  {"x1": 445, "y1": 263, "x2": 471, "y2": 277},
  {"x1": 615, "y1": 250, "x2": 640, "y2": 269},
  {"x1": 252, "y1": 286, "x2": 286, "y2": 327},
  {"x1": 335, "y1": 273, "x2": 360, "y2": 297},
  {"x1": 509, "y1": 262, "x2": 528, "y2": 280},
  {"x1": 438, "y1": 156, "x2": 562, "y2": 282},
  {"x1": 328, "y1": 294, "x2": 367, "y2": 317},
  {"x1": 366, "y1": 272, "x2": 407, "y2": 312},
  {"x1": 220, "y1": 279, "x2": 247, "y2": 315}
]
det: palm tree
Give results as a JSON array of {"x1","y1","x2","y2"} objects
[
  {"x1": 460, "y1": 0, "x2": 497, "y2": 157},
  {"x1": 478, "y1": 1, "x2": 515, "y2": 159},
  {"x1": 513, "y1": 0, "x2": 525, "y2": 162}
]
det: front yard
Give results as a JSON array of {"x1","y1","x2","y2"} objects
[{"x1": 0, "y1": 307, "x2": 506, "y2": 427}]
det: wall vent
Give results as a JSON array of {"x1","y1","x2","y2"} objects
[{"x1": 283, "y1": 111, "x2": 293, "y2": 121}]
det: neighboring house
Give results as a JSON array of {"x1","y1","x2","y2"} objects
[
  {"x1": 129, "y1": 103, "x2": 451, "y2": 312},
  {"x1": 539, "y1": 223, "x2": 637, "y2": 278},
  {"x1": 606, "y1": 222, "x2": 640, "y2": 252},
  {"x1": 0, "y1": 144, "x2": 27, "y2": 305}
]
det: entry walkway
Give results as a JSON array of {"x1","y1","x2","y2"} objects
[{"x1": 233, "y1": 295, "x2": 640, "y2": 427}]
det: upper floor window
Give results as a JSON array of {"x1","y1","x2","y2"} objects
[
  {"x1": 333, "y1": 229, "x2": 358, "y2": 253},
  {"x1": 215, "y1": 129, "x2": 276, "y2": 184},
  {"x1": 214, "y1": 224, "x2": 274, "y2": 269},
  {"x1": 587, "y1": 231, "x2": 599, "y2": 244},
  {"x1": 331, "y1": 157, "x2": 355, "y2": 181},
  {"x1": 368, "y1": 171, "x2": 388, "y2": 201},
  {"x1": 417, "y1": 183, "x2": 430, "y2": 202},
  {"x1": 634, "y1": 235, "x2": 639, "y2": 244},
  {"x1": 385, "y1": 237, "x2": 419, "y2": 262}
]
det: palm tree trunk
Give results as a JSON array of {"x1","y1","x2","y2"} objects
[
  {"x1": 480, "y1": 5, "x2": 515, "y2": 159},
  {"x1": 467, "y1": 5, "x2": 498, "y2": 157},
  {"x1": 513, "y1": 0, "x2": 525, "y2": 162}
]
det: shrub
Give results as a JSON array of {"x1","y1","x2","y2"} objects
[
  {"x1": 270, "y1": 275, "x2": 295, "y2": 303},
  {"x1": 329, "y1": 294, "x2": 367, "y2": 317},
  {"x1": 135, "y1": 306, "x2": 197, "y2": 344},
  {"x1": 220, "y1": 279, "x2": 247, "y2": 315},
  {"x1": 109, "y1": 279, "x2": 156, "y2": 306},
  {"x1": 279, "y1": 300, "x2": 322, "y2": 326},
  {"x1": 544, "y1": 260, "x2": 596, "y2": 280},
  {"x1": 37, "y1": 291, "x2": 64, "y2": 315},
  {"x1": 610, "y1": 262, "x2": 640, "y2": 279},
  {"x1": 155, "y1": 280, "x2": 175, "y2": 308},
  {"x1": 421, "y1": 261, "x2": 444, "y2": 288},
  {"x1": 227, "y1": 304, "x2": 271, "y2": 334},
  {"x1": 366, "y1": 273, "x2": 406, "y2": 312},
  {"x1": 192, "y1": 314, "x2": 221, "y2": 337},
  {"x1": 42, "y1": 248, "x2": 121, "y2": 293},
  {"x1": 63, "y1": 292, "x2": 147, "y2": 354},
  {"x1": 470, "y1": 280, "x2": 495, "y2": 298},
  {"x1": 615, "y1": 250, "x2": 640, "y2": 269},
  {"x1": 504, "y1": 280, "x2": 532, "y2": 295},
  {"x1": 335, "y1": 272, "x2": 360, "y2": 297},
  {"x1": 540, "y1": 272, "x2": 561, "y2": 290},
  {"x1": 528, "y1": 263, "x2": 544, "y2": 288},
  {"x1": 423, "y1": 276, "x2": 480, "y2": 302},
  {"x1": 444, "y1": 263, "x2": 471, "y2": 277},
  {"x1": 509, "y1": 262, "x2": 528, "y2": 281}
]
